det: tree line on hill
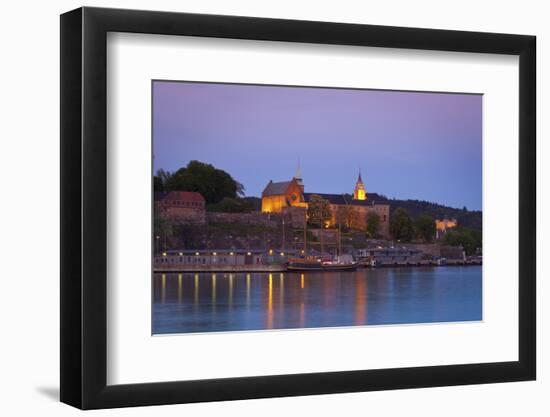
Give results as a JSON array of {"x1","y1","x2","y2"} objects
[
  {"x1": 388, "y1": 207, "x2": 481, "y2": 254},
  {"x1": 386, "y1": 198, "x2": 482, "y2": 231}
]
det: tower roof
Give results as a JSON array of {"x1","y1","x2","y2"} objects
[
  {"x1": 262, "y1": 180, "x2": 294, "y2": 196},
  {"x1": 357, "y1": 170, "x2": 363, "y2": 184}
]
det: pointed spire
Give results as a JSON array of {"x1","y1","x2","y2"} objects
[
  {"x1": 353, "y1": 168, "x2": 366, "y2": 200},
  {"x1": 294, "y1": 158, "x2": 304, "y2": 188},
  {"x1": 295, "y1": 158, "x2": 302, "y2": 180}
]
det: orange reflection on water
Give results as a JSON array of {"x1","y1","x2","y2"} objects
[
  {"x1": 212, "y1": 274, "x2": 217, "y2": 313},
  {"x1": 177, "y1": 274, "x2": 183, "y2": 304},
  {"x1": 279, "y1": 273, "x2": 285, "y2": 321},
  {"x1": 246, "y1": 273, "x2": 251, "y2": 309},
  {"x1": 300, "y1": 273, "x2": 305, "y2": 289},
  {"x1": 161, "y1": 274, "x2": 166, "y2": 304},
  {"x1": 229, "y1": 274, "x2": 234, "y2": 308},
  {"x1": 194, "y1": 274, "x2": 199, "y2": 305},
  {"x1": 267, "y1": 273, "x2": 273, "y2": 329},
  {"x1": 279, "y1": 274, "x2": 285, "y2": 304},
  {"x1": 354, "y1": 275, "x2": 367, "y2": 325}
]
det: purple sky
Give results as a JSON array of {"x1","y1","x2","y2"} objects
[{"x1": 153, "y1": 81, "x2": 482, "y2": 211}]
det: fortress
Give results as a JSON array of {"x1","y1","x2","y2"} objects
[{"x1": 261, "y1": 167, "x2": 390, "y2": 237}]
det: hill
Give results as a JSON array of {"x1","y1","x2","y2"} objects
[{"x1": 386, "y1": 198, "x2": 482, "y2": 231}]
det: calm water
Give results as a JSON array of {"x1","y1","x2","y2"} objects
[{"x1": 152, "y1": 266, "x2": 482, "y2": 334}]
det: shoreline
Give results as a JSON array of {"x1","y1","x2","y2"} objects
[{"x1": 153, "y1": 262, "x2": 481, "y2": 273}]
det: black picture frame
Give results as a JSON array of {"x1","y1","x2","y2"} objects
[{"x1": 60, "y1": 6, "x2": 536, "y2": 410}]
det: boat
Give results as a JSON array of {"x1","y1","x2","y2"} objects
[
  {"x1": 287, "y1": 214, "x2": 357, "y2": 271},
  {"x1": 287, "y1": 256, "x2": 358, "y2": 271}
]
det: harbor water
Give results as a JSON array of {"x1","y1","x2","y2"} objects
[{"x1": 152, "y1": 266, "x2": 482, "y2": 334}]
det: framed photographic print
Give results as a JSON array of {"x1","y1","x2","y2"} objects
[{"x1": 60, "y1": 7, "x2": 536, "y2": 409}]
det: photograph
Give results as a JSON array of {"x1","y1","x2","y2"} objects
[{"x1": 152, "y1": 80, "x2": 483, "y2": 335}]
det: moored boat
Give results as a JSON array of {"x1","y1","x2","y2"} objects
[{"x1": 287, "y1": 256, "x2": 358, "y2": 271}]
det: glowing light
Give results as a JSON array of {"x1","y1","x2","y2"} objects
[
  {"x1": 178, "y1": 252, "x2": 183, "y2": 256},
  {"x1": 300, "y1": 273, "x2": 305, "y2": 289},
  {"x1": 247, "y1": 252, "x2": 252, "y2": 256},
  {"x1": 195, "y1": 252, "x2": 200, "y2": 256},
  {"x1": 280, "y1": 252, "x2": 285, "y2": 256},
  {"x1": 162, "y1": 252, "x2": 167, "y2": 257},
  {"x1": 230, "y1": 252, "x2": 234, "y2": 255},
  {"x1": 213, "y1": 252, "x2": 217, "y2": 256},
  {"x1": 269, "y1": 249, "x2": 273, "y2": 255}
]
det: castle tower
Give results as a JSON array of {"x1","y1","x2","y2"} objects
[
  {"x1": 353, "y1": 170, "x2": 367, "y2": 200},
  {"x1": 293, "y1": 159, "x2": 304, "y2": 192}
]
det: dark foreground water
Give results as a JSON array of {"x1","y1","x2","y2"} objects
[{"x1": 152, "y1": 266, "x2": 482, "y2": 334}]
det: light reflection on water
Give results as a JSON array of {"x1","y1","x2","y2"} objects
[{"x1": 152, "y1": 267, "x2": 482, "y2": 334}]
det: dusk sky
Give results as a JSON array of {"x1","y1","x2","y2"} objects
[{"x1": 153, "y1": 81, "x2": 482, "y2": 211}]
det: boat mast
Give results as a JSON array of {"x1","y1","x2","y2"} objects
[
  {"x1": 338, "y1": 221, "x2": 342, "y2": 258},
  {"x1": 282, "y1": 218, "x2": 285, "y2": 253},
  {"x1": 303, "y1": 213, "x2": 307, "y2": 256},
  {"x1": 320, "y1": 228, "x2": 324, "y2": 255}
]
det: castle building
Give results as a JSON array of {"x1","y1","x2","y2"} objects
[
  {"x1": 261, "y1": 169, "x2": 390, "y2": 237},
  {"x1": 435, "y1": 218, "x2": 458, "y2": 239}
]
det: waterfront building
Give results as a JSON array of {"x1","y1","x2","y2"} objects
[
  {"x1": 153, "y1": 249, "x2": 291, "y2": 272},
  {"x1": 261, "y1": 169, "x2": 390, "y2": 237},
  {"x1": 154, "y1": 191, "x2": 206, "y2": 224},
  {"x1": 155, "y1": 249, "x2": 264, "y2": 266}
]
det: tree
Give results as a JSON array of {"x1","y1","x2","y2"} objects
[
  {"x1": 153, "y1": 217, "x2": 174, "y2": 252},
  {"x1": 161, "y1": 160, "x2": 245, "y2": 204},
  {"x1": 335, "y1": 205, "x2": 360, "y2": 230},
  {"x1": 443, "y1": 227, "x2": 482, "y2": 255},
  {"x1": 153, "y1": 175, "x2": 164, "y2": 192},
  {"x1": 415, "y1": 213, "x2": 436, "y2": 242},
  {"x1": 307, "y1": 195, "x2": 332, "y2": 228},
  {"x1": 390, "y1": 208, "x2": 415, "y2": 242},
  {"x1": 366, "y1": 211, "x2": 381, "y2": 238},
  {"x1": 206, "y1": 197, "x2": 255, "y2": 213}
]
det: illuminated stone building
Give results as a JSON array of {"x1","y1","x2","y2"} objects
[
  {"x1": 435, "y1": 218, "x2": 458, "y2": 239},
  {"x1": 261, "y1": 169, "x2": 390, "y2": 237},
  {"x1": 353, "y1": 171, "x2": 366, "y2": 200}
]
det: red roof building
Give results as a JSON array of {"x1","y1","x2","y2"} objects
[{"x1": 154, "y1": 191, "x2": 206, "y2": 224}]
